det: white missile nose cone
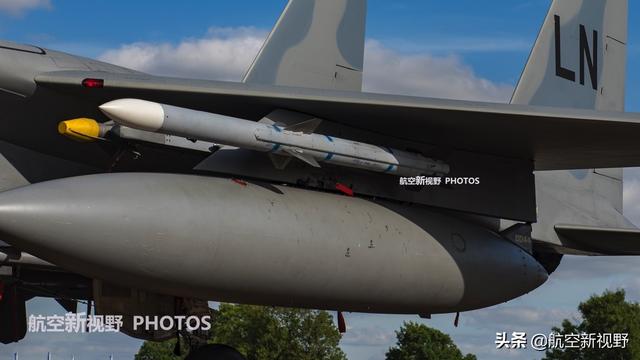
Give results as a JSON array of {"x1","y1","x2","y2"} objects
[{"x1": 99, "y1": 98, "x2": 165, "y2": 131}]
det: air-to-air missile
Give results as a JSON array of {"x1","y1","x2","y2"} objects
[
  {"x1": 19, "y1": 99, "x2": 549, "y2": 315},
  {"x1": 97, "y1": 99, "x2": 450, "y2": 176}
]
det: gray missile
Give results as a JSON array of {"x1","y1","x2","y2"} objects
[
  {"x1": 0, "y1": 173, "x2": 547, "y2": 314},
  {"x1": 99, "y1": 99, "x2": 450, "y2": 176}
]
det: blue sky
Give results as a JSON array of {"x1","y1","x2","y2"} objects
[{"x1": 1, "y1": 1, "x2": 640, "y2": 360}]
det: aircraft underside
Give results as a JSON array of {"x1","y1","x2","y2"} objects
[{"x1": 0, "y1": 139, "x2": 555, "y2": 344}]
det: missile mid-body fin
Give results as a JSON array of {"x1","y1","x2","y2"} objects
[{"x1": 283, "y1": 147, "x2": 321, "y2": 168}]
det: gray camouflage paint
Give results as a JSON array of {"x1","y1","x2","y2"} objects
[
  {"x1": 0, "y1": 0, "x2": 636, "y2": 339},
  {"x1": 0, "y1": 173, "x2": 547, "y2": 314},
  {"x1": 243, "y1": 0, "x2": 366, "y2": 91},
  {"x1": 509, "y1": 0, "x2": 632, "y2": 250}
]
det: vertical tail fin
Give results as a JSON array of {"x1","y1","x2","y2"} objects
[
  {"x1": 513, "y1": 1, "x2": 631, "y2": 248},
  {"x1": 243, "y1": 0, "x2": 367, "y2": 92},
  {"x1": 511, "y1": 0, "x2": 628, "y2": 112}
]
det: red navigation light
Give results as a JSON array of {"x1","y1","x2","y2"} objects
[{"x1": 82, "y1": 78, "x2": 104, "y2": 88}]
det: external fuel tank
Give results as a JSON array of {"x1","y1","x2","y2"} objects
[{"x1": 0, "y1": 173, "x2": 547, "y2": 314}]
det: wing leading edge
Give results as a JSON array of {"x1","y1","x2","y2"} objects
[{"x1": 35, "y1": 70, "x2": 640, "y2": 171}]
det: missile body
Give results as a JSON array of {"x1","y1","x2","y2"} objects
[{"x1": 99, "y1": 99, "x2": 449, "y2": 176}]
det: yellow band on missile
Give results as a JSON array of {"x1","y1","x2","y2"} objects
[{"x1": 58, "y1": 118, "x2": 100, "y2": 142}]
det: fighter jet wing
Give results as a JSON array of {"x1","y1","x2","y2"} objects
[
  {"x1": 35, "y1": 70, "x2": 640, "y2": 171},
  {"x1": 552, "y1": 224, "x2": 640, "y2": 256}
]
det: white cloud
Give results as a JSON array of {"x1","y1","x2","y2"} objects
[
  {"x1": 0, "y1": 0, "x2": 50, "y2": 16},
  {"x1": 608, "y1": 277, "x2": 640, "y2": 302},
  {"x1": 464, "y1": 305, "x2": 578, "y2": 331},
  {"x1": 378, "y1": 36, "x2": 531, "y2": 54},
  {"x1": 99, "y1": 27, "x2": 267, "y2": 82},
  {"x1": 99, "y1": 28, "x2": 513, "y2": 103},
  {"x1": 363, "y1": 40, "x2": 513, "y2": 102},
  {"x1": 341, "y1": 325, "x2": 395, "y2": 347}
]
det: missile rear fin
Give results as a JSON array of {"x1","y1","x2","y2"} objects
[
  {"x1": 284, "y1": 118, "x2": 322, "y2": 134},
  {"x1": 262, "y1": 109, "x2": 319, "y2": 128},
  {"x1": 259, "y1": 112, "x2": 322, "y2": 134},
  {"x1": 269, "y1": 153, "x2": 293, "y2": 170}
]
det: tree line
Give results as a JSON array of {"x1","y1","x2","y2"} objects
[{"x1": 137, "y1": 289, "x2": 640, "y2": 360}]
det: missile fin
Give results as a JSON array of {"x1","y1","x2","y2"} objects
[
  {"x1": 283, "y1": 148, "x2": 321, "y2": 168},
  {"x1": 284, "y1": 118, "x2": 323, "y2": 134},
  {"x1": 258, "y1": 118, "x2": 276, "y2": 126},
  {"x1": 68, "y1": 129, "x2": 109, "y2": 142},
  {"x1": 262, "y1": 109, "x2": 319, "y2": 128},
  {"x1": 268, "y1": 153, "x2": 293, "y2": 170}
]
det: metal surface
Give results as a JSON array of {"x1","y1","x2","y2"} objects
[
  {"x1": 510, "y1": 0, "x2": 633, "y2": 251},
  {"x1": 554, "y1": 224, "x2": 640, "y2": 255},
  {"x1": 33, "y1": 69, "x2": 640, "y2": 170},
  {"x1": 243, "y1": 0, "x2": 366, "y2": 91},
  {"x1": 0, "y1": 173, "x2": 547, "y2": 314},
  {"x1": 0, "y1": 0, "x2": 636, "y2": 344},
  {"x1": 100, "y1": 99, "x2": 450, "y2": 176},
  {"x1": 195, "y1": 148, "x2": 536, "y2": 221}
]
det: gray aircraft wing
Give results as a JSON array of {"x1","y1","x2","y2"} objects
[
  {"x1": 35, "y1": 70, "x2": 640, "y2": 171},
  {"x1": 552, "y1": 224, "x2": 640, "y2": 255}
]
